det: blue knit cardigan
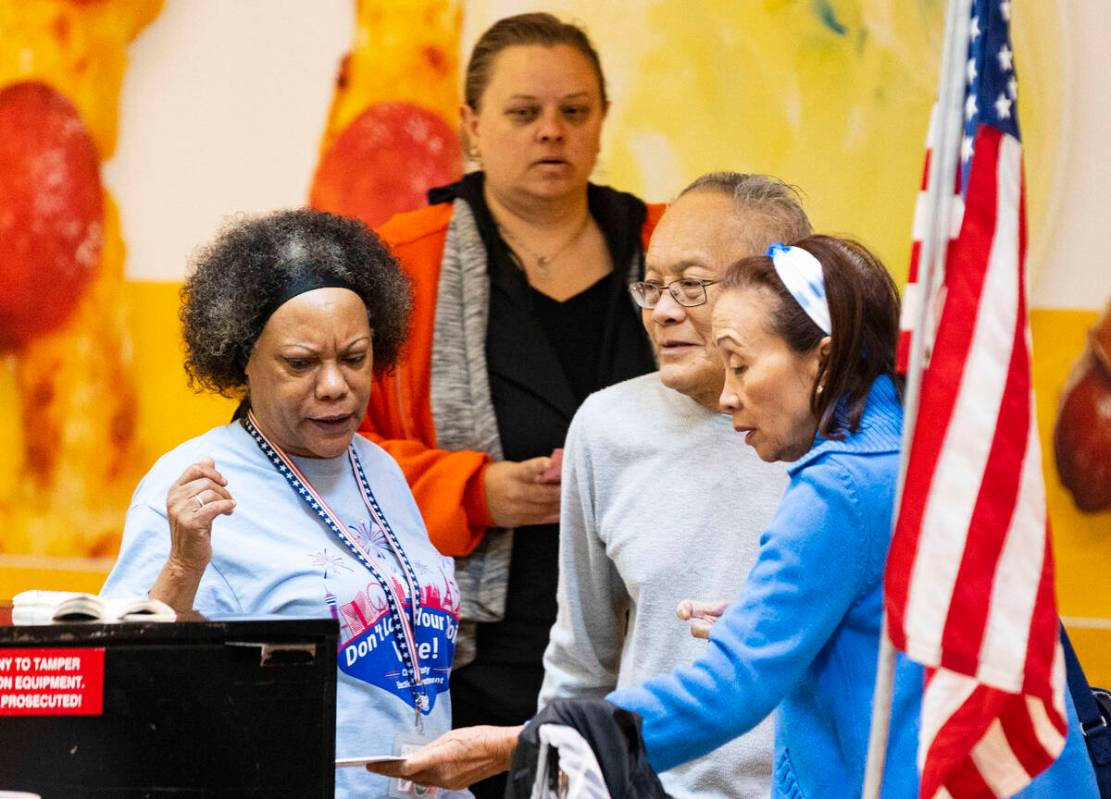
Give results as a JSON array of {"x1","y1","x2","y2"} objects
[{"x1": 610, "y1": 376, "x2": 1097, "y2": 798}]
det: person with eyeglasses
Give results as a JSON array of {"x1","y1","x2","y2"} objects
[
  {"x1": 363, "y1": 172, "x2": 811, "y2": 796},
  {"x1": 537, "y1": 173, "x2": 810, "y2": 799}
]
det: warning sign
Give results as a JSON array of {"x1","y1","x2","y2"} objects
[{"x1": 0, "y1": 647, "x2": 104, "y2": 716}]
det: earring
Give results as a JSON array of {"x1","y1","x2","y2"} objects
[{"x1": 816, "y1": 383, "x2": 825, "y2": 396}]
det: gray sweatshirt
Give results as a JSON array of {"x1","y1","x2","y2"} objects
[{"x1": 540, "y1": 372, "x2": 788, "y2": 799}]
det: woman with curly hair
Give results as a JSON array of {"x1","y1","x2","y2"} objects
[{"x1": 102, "y1": 208, "x2": 464, "y2": 799}]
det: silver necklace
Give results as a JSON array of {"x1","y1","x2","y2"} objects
[{"x1": 497, "y1": 212, "x2": 590, "y2": 272}]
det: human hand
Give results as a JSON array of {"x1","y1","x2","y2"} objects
[
  {"x1": 538, "y1": 448, "x2": 563, "y2": 483},
  {"x1": 483, "y1": 458, "x2": 561, "y2": 528},
  {"x1": 165, "y1": 458, "x2": 236, "y2": 575},
  {"x1": 364, "y1": 724, "x2": 522, "y2": 790},
  {"x1": 676, "y1": 598, "x2": 729, "y2": 640}
]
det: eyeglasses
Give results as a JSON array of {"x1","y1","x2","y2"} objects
[{"x1": 628, "y1": 278, "x2": 719, "y2": 309}]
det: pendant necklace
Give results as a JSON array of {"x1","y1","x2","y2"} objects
[{"x1": 497, "y1": 211, "x2": 590, "y2": 273}]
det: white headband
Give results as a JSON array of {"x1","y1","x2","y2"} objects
[{"x1": 766, "y1": 243, "x2": 831, "y2": 336}]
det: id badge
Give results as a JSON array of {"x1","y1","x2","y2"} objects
[{"x1": 389, "y1": 732, "x2": 436, "y2": 798}]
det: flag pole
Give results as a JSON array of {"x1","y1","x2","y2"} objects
[{"x1": 861, "y1": 0, "x2": 972, "y2": 795}]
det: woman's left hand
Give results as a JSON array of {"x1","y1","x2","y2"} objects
[
  {"x1": 365, "y1": 725, "x2": 521, "y2": 790},
  {"x1": 676, "y1": 598, "x2": 730, "y2": 640}
]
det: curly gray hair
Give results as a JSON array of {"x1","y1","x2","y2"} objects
[{"x1": 180, "y1": 208, "x2": 411, "y2": 397}]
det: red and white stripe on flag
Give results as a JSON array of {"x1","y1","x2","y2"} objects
[
  {"x1": 897, "y1": 105, "x2": 933, "y2": 376},
  {"x1": 885, "y1": 123, "x2": 1067, "y2": 797},
  {"x1": 897, "y1": 105, "x2": 965, "y2": 375}
]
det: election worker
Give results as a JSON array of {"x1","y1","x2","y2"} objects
[
  {"x1": 102, "y1": 209, "x2": 464, "y2": 799},
  {"x1": 538, "y1": 172, "x2": 809, "y2": 798}
]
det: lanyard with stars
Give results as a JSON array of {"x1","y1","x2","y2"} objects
[{"x1": 241, "y1": 412, "x2": 429, "y2": 728}]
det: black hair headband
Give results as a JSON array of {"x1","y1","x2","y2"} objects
[{"x1": 257, "y1": 269, "x2": 362, "y2": 330}]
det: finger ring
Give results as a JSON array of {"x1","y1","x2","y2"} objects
[{"x1": 192, "y1": 494, "x2": 206, "y2": 511}]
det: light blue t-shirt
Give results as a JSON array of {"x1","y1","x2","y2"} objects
[{"x1": 103, "y1": 422, "x2": 459, "y2": 799}]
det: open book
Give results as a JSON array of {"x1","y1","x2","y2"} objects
[{"x1": 12, "y1": 590, "x2": 176, "y2": 625}]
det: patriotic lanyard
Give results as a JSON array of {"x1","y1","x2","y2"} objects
[{"x1": 241, "y1": 412, "x2": 429, "y2": 728}]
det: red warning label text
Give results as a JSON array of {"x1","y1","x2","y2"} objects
[{"x1": 0, "y1": 647, "x2": 104, "y2": 716}]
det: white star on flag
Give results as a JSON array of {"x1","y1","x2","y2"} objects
[
  {"x1": 969, "y1": 15, "x2": 981, "y2": 41},
  {"x1": 994, "y1": 92, "x2": 1012, "y2": 120},
  {"x1": 997, "y1": 43, "x2": 1013, "y2": 71},
  {"x1": 964, "y1": 93, "x2": 978, "y2": 121},
  {"x1": 967, "y1": 57, "x2": 978, "y2": 85},
  {"x1": 1000, "y1": 1, "x2": 1011, "y2": 22},
  {"x1": 1008, "y1": 76, "x2": 1018, "y2": 99}
]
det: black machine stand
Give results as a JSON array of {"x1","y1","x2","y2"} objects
[{"x1": 0, "y1": 616, "x2": 338, "y2": 798}]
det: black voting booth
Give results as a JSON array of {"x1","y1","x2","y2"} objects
[{"x1": 0, "y1": 616, "x2": 338, "y2": 798}]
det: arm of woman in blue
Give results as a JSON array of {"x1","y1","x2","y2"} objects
[{"x1": 608, "y1": 446, "x2": 891, "y2": 773}]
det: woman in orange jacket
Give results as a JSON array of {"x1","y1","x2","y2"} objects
[{"x1": 360, "y1": 13, "x2": 661, "y2": 798}]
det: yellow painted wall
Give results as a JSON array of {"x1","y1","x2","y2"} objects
[{"x1": 1032, "y1": 309, "x2": 1111, "y2": 684}]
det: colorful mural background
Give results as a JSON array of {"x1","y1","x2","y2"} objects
[
  {"x1": 0, "y1": 0, "x2": 1107, "y2": 679},
  {"x1": 0, "y1": 0, "x2": 160, "y2": 571}
]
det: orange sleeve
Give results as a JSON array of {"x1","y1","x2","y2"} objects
[
  {"x1": 360, "y1": 205, "x2": 496, "y2": 558},
  {"x1": 641, "y1": 202, "x2": 666, "y2": 249},
  {"x1": 360, "y1": 409, "x2": 493, "y2": 557}
]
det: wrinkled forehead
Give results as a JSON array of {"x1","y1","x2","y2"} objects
[
  {"x1": 645, "y1": 193, "x2": 757, "y2": 277},
  {"x1": 643, "y1": 252, "x2": 717, "y2": 280}
]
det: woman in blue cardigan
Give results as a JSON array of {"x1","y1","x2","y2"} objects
[{"x1": 369, "y1": 235, "x2": 1098, "y2": 797}]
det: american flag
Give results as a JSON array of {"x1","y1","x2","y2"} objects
[{"x1": 885, "y1": 1, "x2": 1067, "y2": 797}]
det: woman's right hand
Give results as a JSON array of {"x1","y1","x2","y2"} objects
[
  {"x1": 166, "y1": 458, "x2": 236, "y2": 571},
  {"x1": 153, "y1": 458, "x2": 236, "y2": 612},
  {"x1": 483, "y1": 457, "x2": 562, "y2": 528}
]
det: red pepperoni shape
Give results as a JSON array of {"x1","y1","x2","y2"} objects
[
  {"x1": 0, "y1": 81, "x2": 104, "y2": 351},
  {"x1": 310, "y1": 101, "x2": 461, "y2": 229}
]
